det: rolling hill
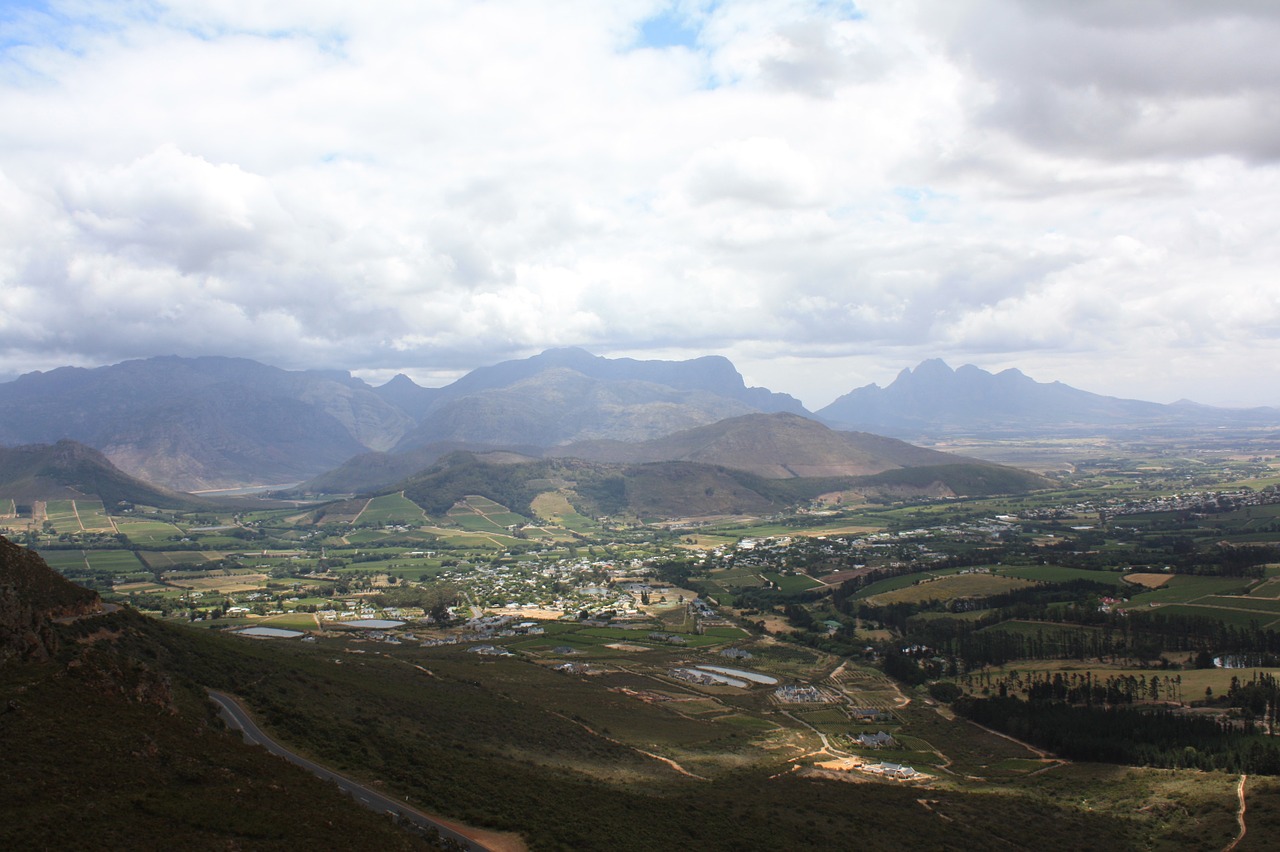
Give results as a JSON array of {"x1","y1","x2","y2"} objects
[
  {"x1": 304, "y1": 412, "x2": 1048, "y2": 505},
  {"x1": 548, "y1": 412, "x2": 979, "y2": 478},
  {"x1": 0, "y1": 441, "x2": 206, "y2": 509},
  {"x1": 394, "y1": 452, "x2": 825, "y2": 520},
  {"x1": 383, "y1": 442, "x2": 1047, "y2": 523}
]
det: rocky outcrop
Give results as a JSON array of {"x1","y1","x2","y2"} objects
[{"x1": 0, "y1": 535, "x2": 100, "y2": 663}]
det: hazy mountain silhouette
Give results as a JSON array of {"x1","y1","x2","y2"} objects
[{"x1": 819, "y1": 359, "x2": 1280, "y2": 437}]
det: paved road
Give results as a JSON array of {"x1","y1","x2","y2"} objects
[
  {"x1": 207, "y1": 689, "x2": 490, "y2": 851},
  {"x1": 53, "y1": 601, "x2": 121, "y2": 625}
]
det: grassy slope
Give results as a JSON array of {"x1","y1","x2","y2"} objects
[
  {"x1": 90, "y1": 612, "x2": 1143, "y2": 851},
  {"x1": 0, "y1": 654, "x2": 433, "y2": 851}
]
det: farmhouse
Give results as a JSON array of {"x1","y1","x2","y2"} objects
[
  {"x1": 774, "y1": 684, "x2": 826, "y2": 703},
  {"x1": 468, "y1": 644, "x2": 513, "y2": 657},
  {"x1": 856, "y1": 731, "x2": 896, "y2": 749},
  {"x1": 869, "y1": 762, "x2": 920, "y2": 780}
]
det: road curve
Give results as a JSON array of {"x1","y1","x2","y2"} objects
[
  {"x1": 207, "y1": 689, "x2": 492, "y2": 851},
  {"x1": 1224, "y1": 773, "x2": 1248, "y2": 852}
]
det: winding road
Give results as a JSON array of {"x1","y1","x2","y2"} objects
[
  {"x1": 207, "y1": 689, "x2": 496, "y2": 851},
  {"x1": 1224, "y1": 774, "x2": 1248, "y2": 852}
]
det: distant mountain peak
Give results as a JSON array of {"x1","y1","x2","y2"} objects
[
  {"x1": 380, "y1": 373, "x2": 422, "y2": 390},
  {"x1": 912, "y1": 358, "x2": 955, "y2": 376},
  {"x1": 819, "y1": 358, "x2": 1280, "y2": 438}
]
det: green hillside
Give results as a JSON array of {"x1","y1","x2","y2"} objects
[{"x1": 0, "y1": 440, "x2": 204, "y2": 509}]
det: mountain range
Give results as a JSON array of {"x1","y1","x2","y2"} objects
[
  {"x1": 1, "y1": 348, "x2": 1274, "y2": 494},
  {"x1": 817, "y1": 358, "x2": 1280, "y2": 439}
]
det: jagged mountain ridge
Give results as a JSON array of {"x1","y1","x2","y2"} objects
[
  {"x1": 7, "y1": 350, "x2": 1271, "y2": 495},
  {"x1": 0, "y1": 356, "x2": 411, "y2": 491},
  {"x1": 0, "y1": 350, "x2": 814, "y2": 491},
  {"x1": 417, "y1": 346, "x2": 805, "y2": 414},
  {"x1": 393, "y1": 367, "x2": 765, "y2": 451},
  {"x1": 819, "y1": 359, "x2": 1280, "y2": 438},
  {"x1": 389, "y1": 347, "x2": 807, "y2": 451}
]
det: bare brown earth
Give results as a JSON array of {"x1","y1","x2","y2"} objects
[{"x1": 1124, "y1": 573, "x2": 1175, "y2": 589}]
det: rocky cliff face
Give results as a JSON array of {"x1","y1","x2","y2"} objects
[{"x1": 0, "y1": 535, "x2": 100, "y2": 663}]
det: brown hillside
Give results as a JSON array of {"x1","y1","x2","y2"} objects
[{"x1": 550, "y1": 412, "x2": 970, "y2": 479}]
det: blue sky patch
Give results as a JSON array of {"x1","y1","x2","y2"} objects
[{"x1": 637, "y1": 9, "x2": 700, "y2": 50}]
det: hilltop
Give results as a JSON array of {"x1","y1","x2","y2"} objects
[
  {"x1": 0, "y1": 440, "x2": 206, "y2": 509},
  {"x1": 307, "y1": 413, "x2": 1047, "y2": 511},
  {"x1": 549, "y1": 412, "x2": 977, "y2": 478}
]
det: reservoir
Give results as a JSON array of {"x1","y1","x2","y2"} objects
[{"x1": 695, "y1": 665, "x2": 779, "y2": 685}]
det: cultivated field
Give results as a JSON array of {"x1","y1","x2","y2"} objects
[{"x1": 864, "y1": 573, "x2": 1035, "y2": 606}]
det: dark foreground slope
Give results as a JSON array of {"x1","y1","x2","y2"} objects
[
  {"x1": 0, "y1": 534, "x2": 101, "y2": 662},
  {"x1": 0, "y1": 536, "x2": 1191, "y2": 851},
  {"x1": 0, "y1": 535, "x2": 439, "y2": 851},
  {"x1": 88, "y1": 613, "x2": 1140, "y2": 852}
]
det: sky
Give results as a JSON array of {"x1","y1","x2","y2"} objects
[{"x1": 1, "y1": 0, "x2": 1278, "y2": 410}]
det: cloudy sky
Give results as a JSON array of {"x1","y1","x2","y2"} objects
[{"x1": 1, "y1": 0, "x2": 1278, "y2": 409}]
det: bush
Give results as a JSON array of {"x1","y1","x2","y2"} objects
[{"x1": 927, "y1": 681, "x2": 963, "y2": 703}]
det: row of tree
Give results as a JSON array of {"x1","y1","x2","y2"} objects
[{"x1": 954, "y1": 695, "x2": 1280, "y2": 773}]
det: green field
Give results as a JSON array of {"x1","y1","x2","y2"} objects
[
  {"x1": 531, "y1": 491, "x2": 599, "y2": 533},
  {"x1": 998, "y1": 565, "x2": 1131, "y2": 588},
  {"x1": 37, "y1": 499, "x2": 116, "y2": 532},
  {"x1": 762, "y1": 571, "x2": 823, "y2": 592},
  {"x1": 864, "y1": 573, "x2": 1035, "y2": 606},
  {"x1": 978, "y1": 619, "x2": 1106, "y2": 637},
  {"x1": 853, "y1": 566, "x2": 971, "y2": 599},
  {"x1": 446, "y1": 496, "x2": 530, "y2": 534},
  {"x1": 43, "y1": 500, "x2": 82, "y2": 529},
  {"x1": 353, "y1": 492, "x2": 428, "y2": 525},
  {"x1": 1121, "y1": 574, "x2": 1258, "y2": 607},
  {"x1": 85, "y1": 550, "x2": 147, "y2": 572},
  {"x1": 138, "y1": 551, "x2": 223, "y2": 570},
  {"x1": 1196, "y1": 595, "x2": 1280, "y2": 614},
  {"x1": 1144, "y1": 604, "x2": 1280, "y2": 629},
  {"x1": 115, "y1": 518, "x2": 185, "y2": 544},
  {"x1": 34, "y1": 550, "x2": 96, "y2": 572},
  {"x1": 38, "y1": 549, "x2": 143, "y2": 572}
]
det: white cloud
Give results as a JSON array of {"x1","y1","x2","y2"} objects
[{"x1": 0, "y1": 0, "x2": 1277, "y2": 408}]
